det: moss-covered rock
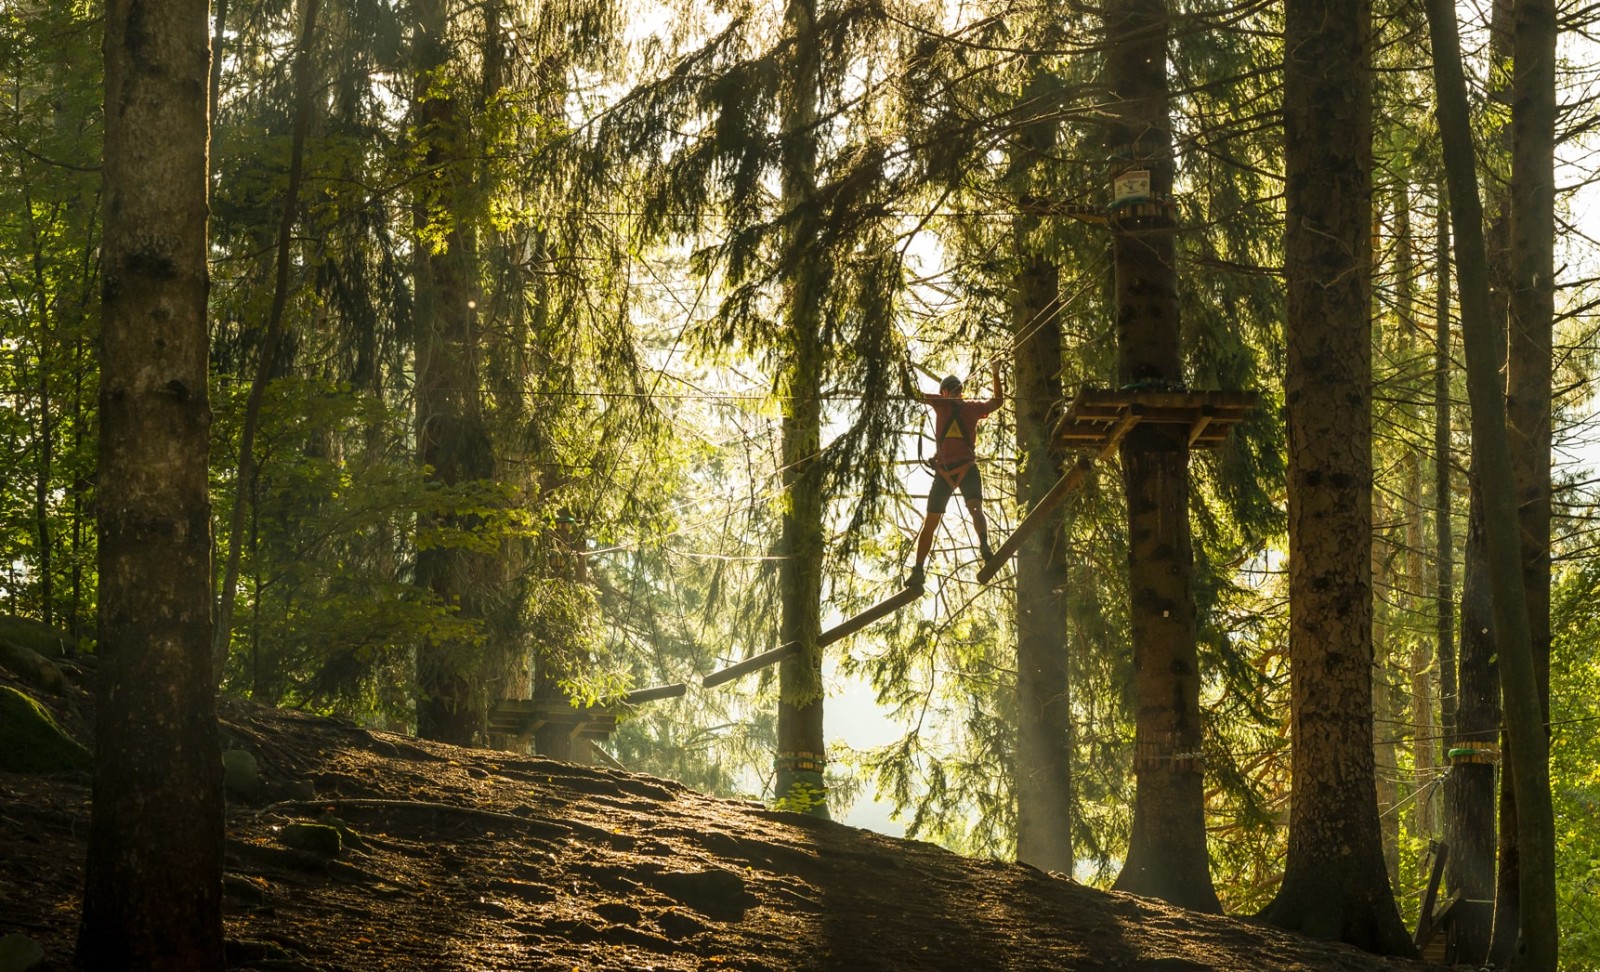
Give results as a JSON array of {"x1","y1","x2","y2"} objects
[
  {"x1": 280, "y1": 822, "x2": 341, "y2": 857},
  {"x1": 0, "y1": 615, "x2": 74, "y2": 659},
  {"x1": 222, "y1": 748, "x2": 265, "y2": 802},
  {"x1": 0, "y1": 932, "x2": 45, "y2": 972},
  {"x1": 0, "y1": 639, "x2": 66, "y2": 696},
  {"x1": 0, "y1": 686, "x2": 90, "y2": 774},
  {"x1": 319, "y1": 814, "x2": 367, "y2": 851}
]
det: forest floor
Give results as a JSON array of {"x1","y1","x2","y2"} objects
[{"x1": 2, "y1": 674, "x2": 1447, "y2": 972}]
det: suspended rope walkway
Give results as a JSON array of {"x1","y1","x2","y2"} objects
[{"x1": 491, "y1": 385, "x2": 1257, "y2": 735}]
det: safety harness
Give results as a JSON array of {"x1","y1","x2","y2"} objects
[{"x1": 928, "y1": 407, "x2": 975, "y2": 489}]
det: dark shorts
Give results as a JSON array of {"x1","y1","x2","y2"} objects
[{"x1": 927, "y1": 462, "x2": 983, "y2": 514}]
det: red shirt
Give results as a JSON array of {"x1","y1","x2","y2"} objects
[{"x1": 923, "y1": 393, "x2": 1002, "y2": 465}]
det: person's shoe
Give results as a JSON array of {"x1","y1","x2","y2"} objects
[
  {"x1": 979, "y1": 540, "x2": 995, "y2": 563},
  {"x1": 908, "y1": 564, "x2": 925, "y2": 591}
]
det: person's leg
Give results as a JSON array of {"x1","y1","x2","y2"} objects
[
  {"x1": 913, "y1": 473, "x2": 954, "y2": 588},
  {"x1": 915, "y1": 512, "x2": 942, "y2": 568},
  {"x1": 960, "y1": 466, "x2": 994, "y2": 562},
  {"x1": 966, "y1": 500, "x2": 993, "y2": 562}
]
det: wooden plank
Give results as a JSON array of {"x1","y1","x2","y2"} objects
[
  {"x1": 701, "y1": 640, "x2": 801, "y2": 689},
  {"x1": 1413, "y1": 841, "x2": 1450, "y2": 949},
  {"x1": 702, "y1": 585, "x2": 923, "y2": 689},
  {"x1": 816, "y1": 585, "x2": 923, "y2": 646},
  {"x1": 1053, "y1": 389, "x2": 1256, "y2": 452},
  {"x1": 1187, "y1": 408, "x2": 1215, "y2": 448},
  {"x1": 623, "y1": 682, "x2": 687, "y2": 705},
  {"x1": 488, "y1": 700, "x2": 618, "y2": 736},
  {"x1": 1070, "y1": 388, "x2": 1258, "y2": 410},
  {"x1": 976, "y1": 457, "x2": 1092, "y2": 585}
]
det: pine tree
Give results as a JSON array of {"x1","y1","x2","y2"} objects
[
  {"x1": 1261, "y1": 0, "x2": 1413, "y2": 951},
  {"x1": 411, "y1": 0, "x2": 501, "y2": 744},
  {"x1": 1104, "y1": 0, "x2": 1219, "y2": 912},
  {"x1": 77, "y1": 0, "x2": 225, "y2": 965},
  {"x1": 1009, "y1": 55, "x2": 1074, "y2": 872},
  {"x1": 772, "y1": 0, "x2": 830, "y2": 815},
  {"x1": 1422, "y1": 0, "x2": 1557, "y2": 964},
  {"x1": 1491, "y1": 0, "x2": 1557, "y2": 958}
]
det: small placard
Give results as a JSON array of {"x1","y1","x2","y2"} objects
[{"x1": 1113, "y1": 169, "x2": 1151, "y2": 204}]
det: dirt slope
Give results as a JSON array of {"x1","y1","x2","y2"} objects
[{"x1": 1, "y1": 698, "x2": 1442, "y2": 971}]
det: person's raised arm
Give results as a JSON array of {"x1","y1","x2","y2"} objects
[{"x1": 985, "y1": 362, "x2": 1005, "y2": 410}]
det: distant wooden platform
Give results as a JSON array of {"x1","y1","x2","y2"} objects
[
  {"x1": 976, "y1": 387, "x2": 1256, "y2": 584},
  {"x1": 488, "y1": 682, "x2": 687, "y2": 740},
  {"x1": 1053, "y1": 388, "x2": 1257, "y2": 451}
]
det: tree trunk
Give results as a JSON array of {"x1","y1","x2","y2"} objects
[
  {"x1": 1449, "y1": 489, "x2": 1500, "y2": 963},
  {"x1": 773, "y1": 0, "x2": 829, "y2": 817},
  {"x1": 1405, "y1": 449, "x2": 1438, "y2": 845},
  {"x1": 77, "y1": 0, "x2": 225, "y2": 966},
  {"x1": 413, "y1": 0, "x2": 496, "y2": 746},
  {"x1": 1490, "y1": 0, "x2": 1557, "y2": 960},
  {"x1": 1371, "y1": 503, "x2": 1399, "y2": 885},
  {"x1": 1393, "y1": 187, "x2": 1439, "y2": 849},
  {"x1": 1103, "y1": 0, "x2": 1217, "y2": 913},
  {"x1": 1423, "y1": 0, "x2": 1558, "y2": 966},
  {"x1": 1433, "y1": 199, "x2": 1455, "y2": 763},
  {"x1": 1010, "y1": 83, "x2": 1072, "y2": 868},
  {"x1": 1261, "y1": 0, "x2": 1413, "y2": 952}
]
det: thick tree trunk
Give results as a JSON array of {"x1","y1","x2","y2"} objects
[
  {"x1": 773, "y1": 0, "x2": 829, "y2": 817},
  {"x1": 1490, "y1": 0, "x2": 1557, "y2": 960},
  {"x1": 413, "y1": 0, "x2": 496, "y2": 746},
  {"x1": 1423, "y1": 0, "x2": 1558, "y2": 966},
  {"x1": 77, "y1": 1, "x2": 225, "y2": 967},
  {"x1": 1103, "y1": 0, "x2": 1217, "y2": 913},
  {"x1": 1010, "y1": 161, "x2": 1072, "y2": 871},
  {"x1": 1261, "y1": 0, "x2": 1413, "y2": 953}
]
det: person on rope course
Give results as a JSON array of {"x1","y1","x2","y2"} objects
[{"x1": 907, "y1": 361, "x2": 1004, "y2": 591}]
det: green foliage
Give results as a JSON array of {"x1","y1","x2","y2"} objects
[
  {"x1": 771, "y1": 777, "x2": 829, "y2": 816},
  {"x1": 212, "y1": 376, "x2": 476, "y2": 718},
  {"x1": 1551, "y1": 557, "x2": 1600, "y2": 969},
  {"x1": 0, "y1": 0, "x2": 102, "y2": 632}
]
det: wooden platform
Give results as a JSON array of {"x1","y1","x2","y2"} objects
[
  {"x1": 975, "y1": 387, "x2": 1255, "y2": 584},
  {"x1": 1053, "y1": 388, "x2": 1257, "y2": 451},
  {"x1": 488, "y1": 699, "x2": 618, "y2": 740},
  {"x1": 488, "y1": 682, "x2": 687, "y2": 739}
]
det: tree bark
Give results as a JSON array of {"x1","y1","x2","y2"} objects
[
  {"x1": 77, "y1": 0, "x2": 225, "y2": 966},
  {"x1": 1103, "y1": 0, "x2": 1217, "y2": 913},
  {"x1": 1432, "y1": 199, "x2": 1455, "y2": 761},
  {"x1": 773, "y1": 0, "x2": 829, "y2": 817},
  {"x1": 1371, "y1": 503, "x2": 1399, "y2": 885},
  {"x1": 413, "y1": 0, "x2": 496, "y2": 746},
  {"x1": 1490, "y1": 0, "x2": 1556, "y2": 959},
  {"x1": 1261, "y1": 0, "x2": 1413, "y2": 952},
  {"x1": 1450, "y1": 488, "x2": 1500, "y2": 963},
  {"x1": 1010, "y1": 76, "x2": 1072, "y2": 867},
  {"x1": 1423, "y1": 0, "x2": 1558, "y2": 966}
]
